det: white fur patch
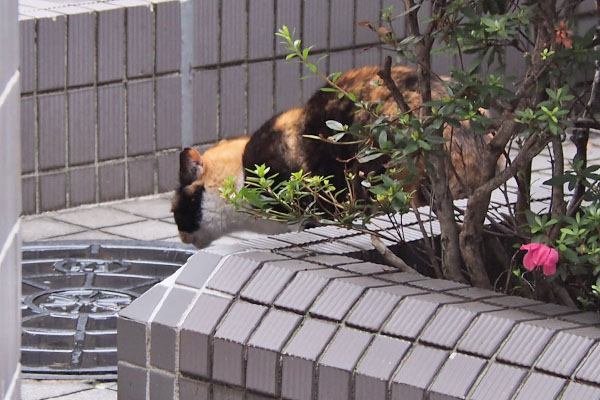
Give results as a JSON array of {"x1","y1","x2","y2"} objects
[{"x1": 179, "y1": 171, "x2": 289, "y2": 248}]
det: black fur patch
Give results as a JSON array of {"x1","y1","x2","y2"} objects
[{"x1": 173, "y1": 185, "x2": 205, "y2": 233}]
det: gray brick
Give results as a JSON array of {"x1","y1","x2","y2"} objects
[
  {"x1": 562, "y1": 382, "x2": 600, "y2": 400},
  {"x1": 127, "y1": 79, "x2": 154, "y2": 156},
  {"x1": 156, "y1": 0, "x2": 180, "y2": 73},
  {"x1": 40, "y1": 173, "x2": 67, "y2": 211},
  {"x1": 246, "y1": 310, "x2": 302, "y2": 395},
  {"x1": 117, "y1": 317, "x2": 146, "y2": 367},
  {"x1": 98, "y1": 84, "x2": 125, "y2": 160},
  {"x1": 419, "y1": 302, "x2": 500, "y2": 349},
  {"x1": 470, "y1": 363, "x2": 527, "y2": 400},
  {"x1": 128, "y1": 157, "x2": 154, "y2": 197},
  {"x1": 67, "y1": 9, "x2": 95, "y2": 86},
  {"x1": 156, "y1": 75, "x2": 182, "y2": 150},
  {"x1": 275, "y1": 59, "x2": 301, "y2": 113},
  {"x1": 149, "y1": 370, "x2": 175, "y2": 400},
  {"x1": 428, "y1": 353, "x2": 486, "y2": 400},
  {"x1": 248, "y1": 62, "x2": 274, "y2": 133},
  {"x1": 98, "y1": 7, "x2": 125, "y2": 82},
  {"x1": 221, "y1": 0, "x2": 246, "y2": 63},
  {"x1": 535, "y1": 326, "x2": 600, "y2": 377},
  {"x1": 193, "y1": 0, "x2": 218, "y2": 66},
  {"x1": 330, "y1": 0, "x2": 354, "y2": 48},
  {"x1": 392, "y1": 345, "x2": 449, "y2": 400},
  {"x1": 192, "y1": 69, "x2": 218, "y2": 144},
  {"x1": 99, "y1": 163, "x2": 125, "y2": 202},
  {"x1": 37, "y1": 14, "x2": 66, "y2": 91},
  {"x1": 207, "y1": 255, "x2": 261, "y2": 295},
  {"x1": 282, "y1": 319, "x2": 337, "y2": 400},
  {"x1": 20, "y1": 18, "x2": 35, "y2": 93},
  {"x1": 38, "y1": 92, "x2": 66, "y2": 170},
  {"x1": 303, "y1": 0, "x2": 328, "y2": 51},
  {"x1": 213, "y1": 301, "x2": 268, "y2": 386},
  {"x1": 514, "y1": 372, "x2": 565, "y2": 400},
  {"x1": 318, "y1": 328, "x2": 372, "y2": 400},
  {"x1": 157, "y1": 151, "x2": 178, "y2": 192},
  {"x1": 69, "y1": 167, "x2": 96, "y2": 206},
  {"x1": 276, "y1": 0, "x2": 300, "y2": 56},
  {"x1": 151, "y1": 286, "x2": 198, "y2": 371},
  {"x1": 127, "y1": 4, "x2": 154, "y2": 77},
  {"x1": 117, "y1": 361, "x2": 147, "y2": 400},
  {"x1": 68, "y1": 87, "x2": 95, "y2": 166},
  {"x1": 180, "y1": 293, "x2": 231, "y2": 378},
  {"x1": 346, "y1": 284, "x2": 425, "y2": 332},
  {"x1": 220, "y1": 65, "x2": 246, "y2": 138},
  {"x1": 179, "y1": 377, "x2": 209, "y2": 400},
  {"x1": 355, "y1": 336, "x2": 410, "y2": 400},
  {"x1": 20, "y1": 96, "x2": 35, "y2": 173},
  {"x1": 241, "y1": 261, "x2": 309, "y2": 305}
]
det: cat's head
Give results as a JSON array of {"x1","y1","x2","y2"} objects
[{"x1": 172, "y1": 140, "x2": 248, "y2": 248}]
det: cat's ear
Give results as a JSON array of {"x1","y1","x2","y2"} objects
[{"x1": 179, "y1": 147, "x2": 204, "y2": 186}]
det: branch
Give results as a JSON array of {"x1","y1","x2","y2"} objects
[
  {"x1": 377, "y1": 56, "x2": 411, "y2": 113},
  {"x1": 371, "y1": 235, "x2": 420, "y2": 274}
]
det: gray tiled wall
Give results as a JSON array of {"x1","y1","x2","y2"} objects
[
  {"x1": 19, "y1": 0, "x2": 384, "y2": 214},
  {"x1": 0, "y1": 0, "x2": 22, "y2": 398}
]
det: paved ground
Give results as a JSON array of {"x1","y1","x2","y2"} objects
[{"x1": 20, "y1": 193, "x2": 267, "y2": 400}]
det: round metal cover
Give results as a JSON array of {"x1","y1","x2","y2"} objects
[{"x1": 21, "y1": 241, "x2": 195, "y2": 379}]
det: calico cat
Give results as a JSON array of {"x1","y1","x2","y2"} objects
[{"x1": 173, "y1": 65, "x2": 489, "y2": 248}]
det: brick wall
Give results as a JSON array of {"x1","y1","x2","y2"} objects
[
  {"x1": 19, "y1": 0, "x2": 389, "y2": 214},
  {"x1": 0, "y1": 0, "x2": 22, "y2": 398}
]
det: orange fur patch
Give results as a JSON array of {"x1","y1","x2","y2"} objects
[{"x1": 194, "y1": 137, "x2": 249, "y2": 190}]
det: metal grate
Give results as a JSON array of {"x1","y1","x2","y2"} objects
[{"x1": 21, "y1": 241, "x2": 194, "y2": 379}]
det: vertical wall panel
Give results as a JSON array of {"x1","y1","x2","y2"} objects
[
  {"x1": 192, "y1": 69, "x2": 218, "y2": 144},
  {"x1": 220, "y1": 65, "x2": 246, "y2": 138},
  {"x1": 275, "y1": 59, "x2": 301, "y2": 113},
  {"x1": 193, "y1": 0, "x2": 219, "y2": 67},
  {"x1": 38, "y1": 93, "x2": 66, "y2": 170},
  {"x1": 248, "y1": 62, "x2": 273, "y2": 133},
  {"x1": 98, "y1": 84, "x2": 126, "y2": 160},
  {"x1": 19, "y1": 16, "x2": 35, "y2": 94},
  {"x1": 221, "y1": 0, "x2": 247, "y2": 63},
  {"x1": 156, "y1": 1, "x2": 181, "y2": 73},
  {"x1": 68, "y1": 88, "x2": 96, "y2": 166},
  {"x1": 37, "y1": 13, "x2": 66, "y2": 91},
  {"x1": 355, "y1": 46, "x2": 381, "y2": 68},
  {"x1": 156, "y1": 75, "x2": 182, "y2": 150},
  {"x1": 303, "y1": 0, "x2": 329, "y2": 52},
  {"x1": 98, "y1": 7, "x2": 125, "y2": 83},
  {"x1": 248, "y1": 0, "x2": 274, "y2": 60},
  {"x1": 20, "y1": 96, "x2": 35, "y2": 174},
  {"x1": 329, "y1": 50, "x2": 354, "y2": 76},
  {"x1": 40, "y1": 173, "x2": 67, "y2": 211},
  {"x1": 22, "y1": 177, "x2": 36, "y2": 215},
  {"x1": 99, "y1": 162, "x2": 126, "y2": 202},
  {"x1": 69, "y1": 167, "x2": 96, "y2": 207},
  {"x1": 127, "y1": 79, "x2": 155, "y2": 156},
  {"x1": 276, "y1": 0, "x2": 301, "y2": 56},
  {"x1": 356, "y1": 0, "x2": 379, "y2": 45},
  {"x1": 129, "y1": 157, "x2": 155, "y2": 197},
  {"x1": 127, "y1": 4, "x2": 154, "y2": 78},
  {"x1": 330, "y1": 0, "x2": 354, "y2": 48},
  {"x1": 67, "y1": 9, "x2": 95, "y2": 86},
  {"x1": 157, "y1": 152, "x2": 178, "y2": 192}
]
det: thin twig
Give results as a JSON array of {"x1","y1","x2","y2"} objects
[
  {"x1": 377, "y1": 56, "x2": 411, "y2": 114},
  {"x1": 371, "y1": 235, "x2": 420, "y2": 274}
]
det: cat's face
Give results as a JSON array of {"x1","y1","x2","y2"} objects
[{"x1": 172, "y1": 140, "x2": 249, "y2": 248}]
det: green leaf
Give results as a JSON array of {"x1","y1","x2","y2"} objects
[
  {"x1": 326, "y1": 120, "x2": 345, "y2": 131},
  {"x1": 358, "y1": 152, "x2": 383, "y2": 163},
  {"x1": 285, "y1": 53, "x2": 297, "y2": 61}
]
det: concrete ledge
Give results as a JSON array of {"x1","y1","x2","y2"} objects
[{"x1": 118, "y1": 226, "x2": 600, "y2": 399}]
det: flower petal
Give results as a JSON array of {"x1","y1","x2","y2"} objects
[{"x1": 522, "y1": 250, "x2": 536, "y2": 271}]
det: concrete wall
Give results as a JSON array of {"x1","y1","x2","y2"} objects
[
  {"x1": 0, "y1": 0, "x2": 22, "y2": 398},
  {"x1": 19, "y1": 0, "x2": 388, "y2": 214}
]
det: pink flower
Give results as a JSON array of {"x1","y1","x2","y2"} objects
[{"x1": 520, "y1": 243, "x2": 559, "y2": 276}]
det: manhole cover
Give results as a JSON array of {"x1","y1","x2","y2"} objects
[{"x1": 21, "y1": 241, "x2": 194, "y2": 379}]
